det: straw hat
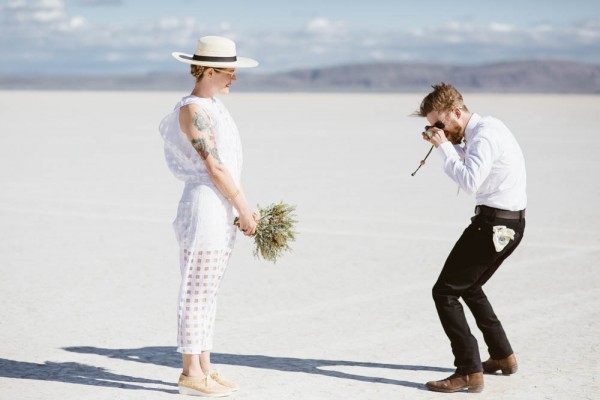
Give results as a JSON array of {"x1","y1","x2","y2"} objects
[{"x1": 172, "y1": 36, "x2": 258, "y2": 68}]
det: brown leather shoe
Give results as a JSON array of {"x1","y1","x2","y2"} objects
[
  {"x1": 482, "y1": 354, "x2": 518, "y2": 375},
  {"x1": 426, "y1": 372, "x2": 484, "y2": 393}
]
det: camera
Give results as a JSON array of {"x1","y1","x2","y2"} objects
[
  {"x1": 422, "y1": 128, "x2": 434, "y2": 139},
  {"x1": 422, "y1": 122, "x2": 444, "y2": 138}
]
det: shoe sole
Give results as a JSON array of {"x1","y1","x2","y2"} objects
[
  {"x1": 178, "y1": 386, "x2": 233, "y2": 397},
  {"x1": 483, "y1": 365, "x2": 518, "y2": 375},
  {"x1": 212, "y1": 382, "x2": 239, "y2": 392},
  {"x1": 426, "y1": 384, "x2": 484, "y2": 393}
]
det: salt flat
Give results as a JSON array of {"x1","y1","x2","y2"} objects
[{"x1": 0, "y1": 90, "x2": 599, "y2": 399}]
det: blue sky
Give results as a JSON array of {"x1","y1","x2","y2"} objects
[{"x1": 1, "y1": 0, "x2": 599, "y2": 74}]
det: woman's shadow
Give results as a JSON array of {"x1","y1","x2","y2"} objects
[
  {"x1": 0, "y1": 347, "x2": 453, "y2": 393},
  {"x1": 0, "y1": 357, "x2": 178, "y2": 394},
  {"x1": 62, "y1": 346, "x2": 452, "y2": 390}
]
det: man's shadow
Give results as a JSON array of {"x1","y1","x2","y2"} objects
[
  {"x1": 0, "y1": 347, "x2": 453, "y2": 393},
  {"x1": 63, "y1": 346, "x2": 453, "y2": 390}
]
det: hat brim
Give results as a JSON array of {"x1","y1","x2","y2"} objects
[{"x1": 171, "y1": 52, "x2": 258, "y2": 68}]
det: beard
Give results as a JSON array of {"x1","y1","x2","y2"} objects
[{"x1": 444, "y1": 119, "x2": 464, "y2": 144}]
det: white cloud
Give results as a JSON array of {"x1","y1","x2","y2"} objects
[
  {"x1": 0, "y1": 0, "x2": 26, "y2": 9},
  {"x1": 30, "y1": 8, "x2": 63, "y2": 22},
  {"x1": 1, "y1": 2, "x2": 599, "y2": 74},
  {"x1": 361, "y1": 38, "x2": 381, "y2": 47},
  {"x1": 1, "y1": 0, "x2": 87, "y2": 32},
  {"x1": 156, "y1": 17, "x2": 180, "y2": 30},
  {"x1": 142, "y1": 51, "x2": 165, "y2": 61},
  {"x1": 57, "y1": 15, "x2": 87, "y2": 31},
  {"x1": 104, "y1": 52, "x2": 124, "y2": 62},
  {"x1": 533, "y1": 24, "x2": 554, "y2": 33},
  {"x1": 369, "y1": 50, "x2": 385, "y2": 60},
  {"x1": 572, "y1": 20, "x2": 600, "y2": 43},
  {"x1": 444, "y1": 35, "x2": 464, "y2": 44},
  {"x1": 490, "y1": 23, "x2": 515, "y2": 33},
  {"x1": 308, "y1": 45, "x2": 327, "y2": 55},
  {"x1": 78, "y1": 0, "x2": 123, "y2": 5},
  {"x1": 305, "y1": 17, "x2": 345, "y2": 36},
  {"x1": 39, "y1": 0, "x2": 63, "y2": 7},
  {"x1": 441, "y1": 21, "x2": 476, "y2": 33}
]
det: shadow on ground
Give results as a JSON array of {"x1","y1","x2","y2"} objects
[
  {"x1": 0, "y1": 347, "x2": 453, "y2": 392},
  {"x1": 64, "y1": 346, "x2": 454, "y2": 390},
  {"x1": 0, "y1": 358, "x2": 178, "y2": 394}
]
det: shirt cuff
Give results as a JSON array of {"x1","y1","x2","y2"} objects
[{"x1": 437, "y1": 141, "x2": 456, "y2": 160}]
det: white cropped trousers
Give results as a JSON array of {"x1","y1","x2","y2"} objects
[{"x1": 174, "y1": 184, "x2": 237, "y2": 354}]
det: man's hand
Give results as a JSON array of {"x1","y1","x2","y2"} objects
[{"x1": 423, "y1": 127, "x2": 448, "y2": 148}]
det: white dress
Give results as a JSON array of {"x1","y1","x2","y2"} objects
[{"x1": 159, "y1": 95, "x2": 242, "y2": 354}]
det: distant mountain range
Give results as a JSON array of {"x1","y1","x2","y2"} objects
[{"x1": 2, "y1": 60, "x2": 599, "y2": 93}]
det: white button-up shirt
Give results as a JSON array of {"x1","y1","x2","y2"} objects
[{"x1": 437, "y1": 113, "x2": 527, "y2": 211}]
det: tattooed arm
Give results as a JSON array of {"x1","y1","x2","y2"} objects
[
  {"x1": 189, "y1": 109, "x2": 223, "y2": 163},
  {"x1": 179, "y1": 103, "x2": 257, "y2": 236}
]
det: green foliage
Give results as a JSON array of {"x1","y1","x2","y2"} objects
[{"x1": 235, "y1": 202, "x2": 297, "y2": 263}]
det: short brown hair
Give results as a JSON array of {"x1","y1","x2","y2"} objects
[
  {"x1": 414, "y1": 82, "x2": 469, "y2": 117},
  {"x1": 191, "y1": 65, "x2": 208, "y2": 82}
]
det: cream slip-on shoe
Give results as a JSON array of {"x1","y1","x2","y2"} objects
[
  {"x1": 178, "y1": 373, "x2": 233, "y2": 397},
  {"x1": 210, "y1": 371, "x2": 239, "y2": 392}
]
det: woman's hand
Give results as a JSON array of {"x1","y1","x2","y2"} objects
[{"x1": 237, "y1": 210, "x2": 258, "y2": 236}]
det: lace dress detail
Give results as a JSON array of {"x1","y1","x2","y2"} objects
[{"x1": 159, "y1": 95, "x2": 242, "y2": 353}]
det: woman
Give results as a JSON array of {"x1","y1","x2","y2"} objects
[{"x1": 159, "y1": 36, "x2": 259, "y2": 397}]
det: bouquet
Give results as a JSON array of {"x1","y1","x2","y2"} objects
[{"x1": 234, "y1": 202, "x2": 297, "y2": 263}]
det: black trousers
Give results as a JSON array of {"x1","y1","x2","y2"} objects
[{"x1": 432, "y1": 212, "x2": 525, "y2": 374}]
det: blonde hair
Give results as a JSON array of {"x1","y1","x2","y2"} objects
[
  {"x1": 190, "y1": 65, "x2": 209, "y2": 82},
  {"x1": 414, "y1": 82, "x2": 469, "y2": 117}
]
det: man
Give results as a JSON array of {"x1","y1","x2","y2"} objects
[{"x1": 415, "y1": 83, "x2": 527, "y2": 393}]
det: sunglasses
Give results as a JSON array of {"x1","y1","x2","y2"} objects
[
  {"x1": 424, "y1": 121, "x2": 446, "y2": 131},
  {"x1": 213, "y1": 68, "x2": 236, "y2": 77}
]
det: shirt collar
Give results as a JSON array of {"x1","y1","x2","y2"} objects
[{"x1": 464, "y1": 113, "x2": 481, "y2": 144}]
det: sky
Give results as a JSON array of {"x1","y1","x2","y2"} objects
[{"x1": 1, "y1": 0, "x2": 599, "y2": 75}]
